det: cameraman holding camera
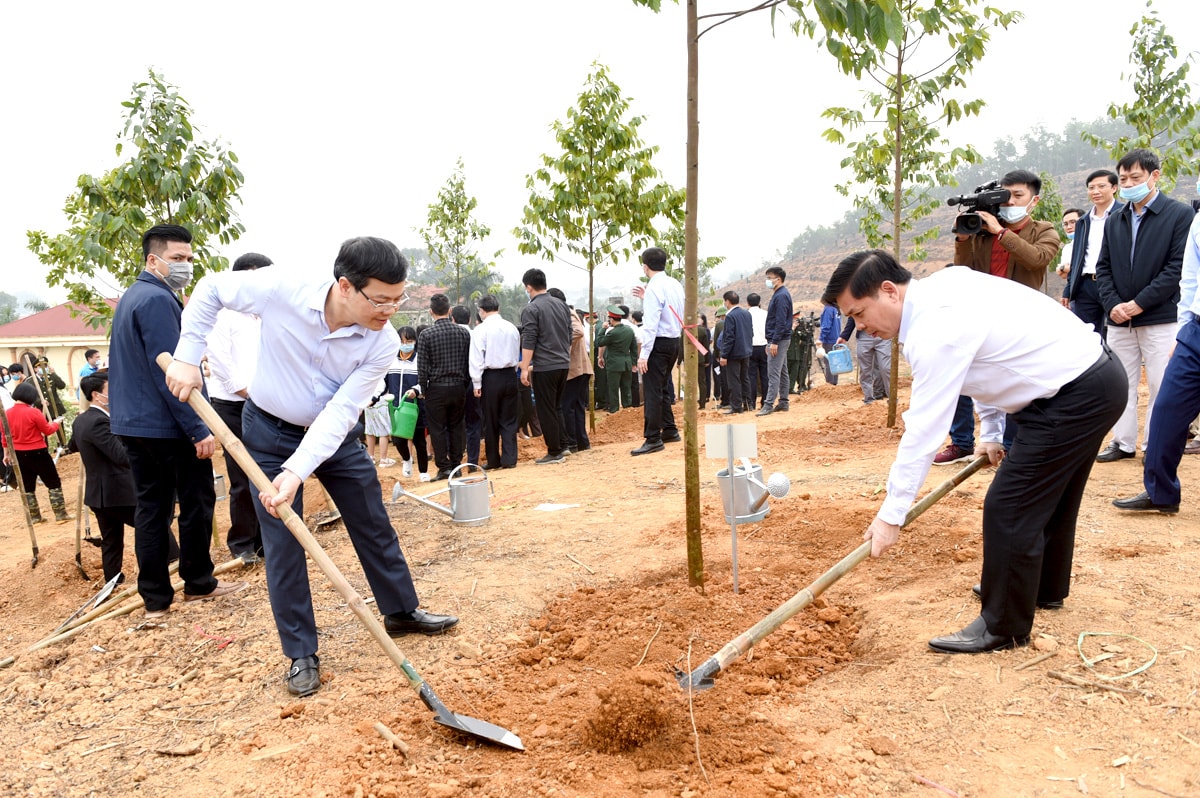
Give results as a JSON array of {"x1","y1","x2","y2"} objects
[
  {"x1": 931, "y1": 169, "x2": 1062, "y2": 466},
  {"x1": 953, "y1": 169, "x2": 1061, "y2": 290}
]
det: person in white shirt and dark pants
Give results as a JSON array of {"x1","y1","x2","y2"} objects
[
  {"x1": 631, "y1": 247, "x2": 684, "y2": 456},
  {"x1": 469, "y1": 295, "x2": 521, "y2": 469},
  {"x1": 825, "y1": 250, "x2": 1125, "y2": 654}
]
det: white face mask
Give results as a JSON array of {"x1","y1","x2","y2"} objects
[
  {"x1": 154, "y1": 254, "x2": 193, "y2": 291},
  {"x1": 997, "y1": 205, "x2": 1028, "y2": 224},
  {"x1": 765, "y1": 278, "x2": 775, "y2": 289}
]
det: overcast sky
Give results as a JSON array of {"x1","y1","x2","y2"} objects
[{"x1": 3, "y1": 0, "x2": 1196, "y2": 306}]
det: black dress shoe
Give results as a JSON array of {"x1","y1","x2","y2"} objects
[
  {"x1": 661, "y1": 432, "x2": 682, "y2": 443},
  {"x1": 973, "y1": 582, "x2": 1062, "y2": 609},
  {"x1": 1112, "y1": 491, "x2": 1179, "y2": 513},
  {"x1": 287, "y1": 655, "x2": 321, "y2": 696},
  {"x1": 432, "y1": 469, "x2": 451, "y2": 482},
  {"x1": 1096, "y1": 442, "x2": 1135, "y2": 463},
  {"x1": 384, "y1": 609, "x2": 459, "y2": 636},
  {"x1": 631, "y1": 440, "x2": 665, "y2": 456},
  {"x1": 928, "y1": 616, "x2": 1029, "y2": 654},
  {"x1": 720, "y1": 408, "x2": 743, "y2": 415},
  {"x1": 755, "y1": 405, "x2": 774, "y2": 417}
]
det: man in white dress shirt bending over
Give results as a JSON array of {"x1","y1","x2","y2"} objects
[
  {"x1": 166, "y1": 237, "x2": 458, "y2": 696},
  {"x1": 824, "y1": 250, "x2": 1126, "y2": 654}
]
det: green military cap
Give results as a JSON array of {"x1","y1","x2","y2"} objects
[
  {"x1": 606, "y1": 304, "x2": 626, "y2": 318},
  {"x1": 715, "y1": 307, "x2": 727, "y2": 317}
]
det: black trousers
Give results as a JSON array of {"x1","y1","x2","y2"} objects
[
  {"x1": 749, "y1": 345, "x2": 768, "y2": 407},
  {"x1": 698, "y1": 359, "x2": 710, "y2": 407},
  {"x1": 531, "y1": 369, "x2": 568, "y2": 454},
  {"x1": 979, "y1": 351, "x2": 1126, "y2": 637},
  {"x1": 425, "y1": 383, "x2": 466, "y2": 473},
  {"x1": 1069, "y1": 275, "x2": 1106, "y2": 338},
  {"x1": 724, "y1": 357, "x2": 751, "y2": 412},
  {"x1": 243, "y1": 403, "x2": 419, "y2": 658},
  {"x1": 211, "y1": 398, "x2": 262, "y2": 558},
  {"x1": 464, "y1": 389, "x2": 481, "y2": 465},
  {"x1": 642, "y1": 337, "x2": 680, "y2": 442},
  {"x1": 90, "y1": 504, "x2": 179, "y2": 584},
  {"x1": 14, "y1": 448, "x2": 60, "y2": 492},
  {"x1": 121, "y1": 435, "x2": 217, "y2": 612},
  {"x1": 480, "y1": 368, "x2": 519, "y2": 468},
  {"x1": 519, "y1": 382, "x2": 542, "y2": 436},
  {"x1": 562, "y1": 374, "x2": 591, "y2": 449}
]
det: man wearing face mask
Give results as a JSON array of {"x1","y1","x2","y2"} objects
[
  {"x1": 933, "y1": 169, "x2": 1062, "y2": 466},
  {"x1": 110, "y1": 224, "x2": 246, "y2": 619},
  {"x1": 1093, "y1": 148, "x2": 1196, "y2": 465}
]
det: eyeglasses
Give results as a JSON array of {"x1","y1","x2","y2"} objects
[{"x1": 356, "y1": 286, "x2": 409, "y2": 313}]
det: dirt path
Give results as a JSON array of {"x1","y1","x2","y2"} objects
[{"x1": 1, "y1": 382, "x2": 1198, "y2": 797}]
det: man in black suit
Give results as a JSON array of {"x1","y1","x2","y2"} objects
[{"x1": 69, "y1": 372, "x2": 179, "y2": 583}]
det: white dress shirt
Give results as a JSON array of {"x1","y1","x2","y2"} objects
[
  {"x1": 639, "y1": 270, "x2": 684, "y2": 361},
  {"x1": 748, "y1": 306, "x2": 768, "y2": 346},
  {"x1": 1082, "y1": 202, "x2": 1116, "y2": 275},
  {"x1": 175, "y1": 269, "x2": 400, "y2": 481},
  {"x1": 1177, "y1": 212, "x2": 1200, "y2": 328},
  {"x1": 468, "y1": 313, "x2": 521, "y2": 390},
  {"x1": 878, "y1": 267, "x2": 1104, "y2": 526},
  {"x1": 205, "y1": 308, "x2": 261, "y2": 402}
]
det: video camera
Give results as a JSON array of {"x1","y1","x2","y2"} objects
[{"x1": 947, "y1": 180, "x2": 1011, "y2": 236}]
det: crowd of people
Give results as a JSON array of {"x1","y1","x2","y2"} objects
[{"x1": 5, "y1": 144, "x2": 1196, "y2": 699}]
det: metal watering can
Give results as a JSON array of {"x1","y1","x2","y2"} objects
[{"x1": 391, "y1": 463, "x2": 493, "y2": 526}]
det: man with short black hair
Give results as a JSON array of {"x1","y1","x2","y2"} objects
[
  {"x1": 416, "y1": 294, "x2": 472, "y2": 480},
  {"x1": 758, "y1": 266, "x2": 793, "y2": 416},
  {"x1": 717, "y1": 291, "x2": 753, "y2": 415},
  {"x1": 745, "y1": 292, "x2": 768, "y2": 409},
  {"x1": 1094, "y1": 148, "x2": 1196, "y2": 463},
  {"x1": 166, "y1": 236, "x2": 458, "y2": 697},
  {"x1": 469, "y1": 295, "x2": 521, "y2": 469},
  {"x1": 631, "y1": 247, "x2": 684, "y2": 455},
  {"x1": 824, "y1": 250, "x2": 1124, "y2": 654},
  {"x1": 111, "y1": 224, "x2": 245, "y2": 618},
  {"x1": 1062, "y1": 170, "x2": 1122, "y2": 334},
  {"x1": 518, "y1": 269, "x2": 572, "y2": 464}
]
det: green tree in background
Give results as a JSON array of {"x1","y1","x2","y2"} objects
[
  {"x1": 809, "y1": 0, "x2": 1019, "y2": 426},
  {"x1": 0, "y1": 293, "x2": 20, "y2": 325},
  {"x1": 27, "y1": 69, "x2": 244, "y2": 327},
  {"x1": 420, "y1": 158, "x2": 500, "y2": 309},
  {"x1": 1082, "y1": 0, "x2": 1200, "y2": 188},
  {"x1": 515, "y1": 61, "x2": 684, "y2": 429}
]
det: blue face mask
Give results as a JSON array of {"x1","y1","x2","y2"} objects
[
  {"x1": 1065, "y1": 232, "x2": 1075, "y2": 241},
  {"x1": 1119, "y1": 181, "x2": 1151, "y2": 203},
  {"x1": 399, "y1": 343, "x2": 415, "y2": 354}
]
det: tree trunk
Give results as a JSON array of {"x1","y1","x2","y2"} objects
[
  {"x1": 886, "y1": 40, "x2": 905, "y2": 430},
  {"x1": 684, "y1": 0, "x2": 704, "y2": 589}
]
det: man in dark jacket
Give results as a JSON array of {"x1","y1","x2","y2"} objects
[
  {"x1": 415, "y1": 294, "x2": 472, "y2": 480},
  {"x1": 758, "y1": 266, "x2": 793, "y2": 416},
  {"x1": 717, "y1": 291, "x2": 753, "y2": 415},
  {"x1": 1062, "y1": 169, "x2": 1122, "y2": 335},
  {"x1": 1094, "y1": 148, "x2": 1196, "y2": 463},
  {"x1": 109, "y1": 224, "x2": 244, "y2": 617},
  {"x1": 518, "y1": 268, "x2": 572, "y2": 464},
  {"x1": 70, "y1": 372, "x2": 180, "y2": 583}
]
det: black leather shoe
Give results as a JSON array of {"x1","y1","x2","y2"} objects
[
  {"x1": 1096, "y1": 443, "x2": 1135, "y2": 463},
  {"x1": 661, "y1": 432, "x2": 682, "y2": 443},
  {"x1": 928, "y1": 616, "x2": 1029, "y2": 654},
  {"x1": 287, "y1": 655, "x2": 321, "y2": 696},
  {"x1": 721, "y1": 408, "x2": 743, "y2": 415},
  {"x1": 756, "y1": 405, "x2": 774, "y2": 417},
  {"x1": 432, "y1": 469, "x2": 451, "y2": 481},
  {"x1": 973, "y1": 582, "x2": 1062, "y2": 609},
  {"x1": 384, "y1": 609, "x2": 459, "y2": 636},
  {"x1": 1113, "y1": 491, "x2": 1179, "y2": 513},
  {"x1": 631, "y1": 440, "x2": 665, "y2": 456},
  {"x1": 775, "y1": 405, "x2": 789, "y2": 413}
]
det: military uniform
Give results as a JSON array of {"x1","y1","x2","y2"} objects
[{"x1": 595, "y1": 306, "x2": 637, "y2": 410}]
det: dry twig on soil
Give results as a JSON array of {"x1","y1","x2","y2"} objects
[{"x1": 685, "y1": 636, "x2": 709, "y2": 784}]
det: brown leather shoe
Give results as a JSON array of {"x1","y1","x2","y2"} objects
[{"x1": 183, "y1": 580, "x2": 249, "y2": 602}]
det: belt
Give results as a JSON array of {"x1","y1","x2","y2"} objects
[
  {"x1": 1065, "y1": 344, "x2": 1114, "y2": 389},
  {"x1": 247, "y1": 400, "x2": 309, "y2": 435}
]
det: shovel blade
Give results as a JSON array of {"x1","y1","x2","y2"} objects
[
  {"x1": 419, "y1": 682, "x2": 524, "y2": 750},
  {"x1": 673, "y1": 657, "x2": 720, "y2": 692},
  {"x1": 434, "y1": 711, "x2": 525, "y2": 751}
]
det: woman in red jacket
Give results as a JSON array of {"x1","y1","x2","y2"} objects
[{"x1": 1, "y1": 381, "x2": 70, "y2": 523}]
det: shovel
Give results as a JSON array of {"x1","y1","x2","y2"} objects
[
  {"x1": 56, "y1": 572, "x2": 122, "y2": 632},
  {"x1": 73, "y1": 461, "x2": 90, "y2": 580},
  {"x1": 156, "y1": 354, "x2": 523, "y2": 751},
  {"x1": 676, "y1": 454, "x2": 990, "y2": 691}
]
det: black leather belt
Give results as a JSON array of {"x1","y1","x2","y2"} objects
[{"x1": 247, "y1": 400, "x2": 309, "y2": 434}]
